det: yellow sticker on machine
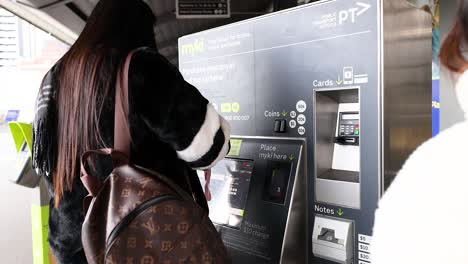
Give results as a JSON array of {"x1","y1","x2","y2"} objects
[{"x1": 228, "y1": 139, "x2": 242, "y2": 156}]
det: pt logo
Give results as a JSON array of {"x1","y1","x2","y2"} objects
[{"x1": 339, "y1": 2, "x2": 371, "y2": 25}]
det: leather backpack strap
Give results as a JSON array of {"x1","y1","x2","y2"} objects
[
  {"x1": 80, "y1": 50, "x2": 135, "y2": 198},
  {"x1": 80, "y1": 149, "x2": 130, "y2": 196},
  {"x1": 114, "y1": 51, "x2": 136, "y2": 156}
]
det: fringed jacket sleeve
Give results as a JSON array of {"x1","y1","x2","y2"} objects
[{"x1": 32, "y1": 67, "x2": 58, "y2": 186}]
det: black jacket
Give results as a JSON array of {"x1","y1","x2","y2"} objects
[{"x1": 32, "y1": 47, "x2": 230, "y2": 264}]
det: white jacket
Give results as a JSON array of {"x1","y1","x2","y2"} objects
[{"x1": 371, "y1": 70, "x2": 468, "y2": 264}]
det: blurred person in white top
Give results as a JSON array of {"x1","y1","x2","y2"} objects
[{"x1": 371, "y1": 1, "x2": 468, "y2": 263}]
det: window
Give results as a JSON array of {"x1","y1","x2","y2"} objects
[
  {"x1": 0, "y1": 8, "x2": 69, "y2": 263},
  {"x1": 0, "y1": 8, "x2": 69, "y2": 126}
]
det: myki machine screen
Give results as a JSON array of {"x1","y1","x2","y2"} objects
[{"x1": 198, "y1": 159, "x2": 254, "y2": 228}]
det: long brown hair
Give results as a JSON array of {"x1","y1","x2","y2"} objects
[
  {"x1": 440, "y1": 0, "x2": 468, "y2": 72},
  {"x1": 52, "y1": 0, "x2": 156, "y2": 206}
]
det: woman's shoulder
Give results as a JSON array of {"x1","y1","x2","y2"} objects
[
  {"x1": 382, "y1": 120, "x2": 468, "y2": 202},
  {"x1": 41, "y1": 61, "x2": 60, "y2": 82},
  {"x1": 132, "y1": 47, "x2": 159, "y2": 59},
  {"x1": 372, "y1": 121, "x2": 468, "y2": 263},
  {"x1": 129, "y1": 47, "x2": 180, "y2": 80},
  {"x1": 132, "y1": 47, "x2": 175, "y2": 67}
]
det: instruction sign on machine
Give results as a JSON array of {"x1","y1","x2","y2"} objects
[{"x1": 176, "y1": 0, "x2": 230, "y2": 19}]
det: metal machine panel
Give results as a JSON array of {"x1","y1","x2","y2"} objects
[
  {"x1": 382, "y1": 0, "x2": 432, "y2": 192},
  {"x1": 199, "y1": 136, "x2": 307, "y2": 264},
  {"x1": 179, "y1": 0, "x2": 431, "y2": 263}
]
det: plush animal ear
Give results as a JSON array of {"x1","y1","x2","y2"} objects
[{"x1": 455, "y1": 70, "x2": 468, "y2": 116}]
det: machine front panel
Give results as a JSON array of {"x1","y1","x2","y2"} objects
[{"x1": 180, "y1": 1, "x2": 382, "y2": 263}]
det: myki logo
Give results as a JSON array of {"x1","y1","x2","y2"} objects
[
  {"x1": 338, "y1": 2, "x2": 371, "y2": 25},
  {"x1": 180, "y1": 39, "x2": 205, "y2": 56}
]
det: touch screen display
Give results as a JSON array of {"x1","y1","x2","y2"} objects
[{"x1": 198, "y1": 159, "x2": 254, "y2": 228}]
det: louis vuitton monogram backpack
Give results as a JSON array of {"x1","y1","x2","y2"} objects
[{"x1": 80, "y1": 51, "x2": 230, "y2": 264}]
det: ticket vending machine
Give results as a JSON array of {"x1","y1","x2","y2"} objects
[{"x1": 179, "y1": 0, "x2": 431, "y2": 263}]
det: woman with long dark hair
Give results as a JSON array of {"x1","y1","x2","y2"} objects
[
  {"x1": 371, "y1": 1, "x2": 468, "y2": 263},
  {"x1": 32, "y1": 0, "x2": 230, "y2": 262}
]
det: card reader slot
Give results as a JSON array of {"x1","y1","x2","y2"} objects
[
  {"x1": 334, "y1": 136, "x2": 359, "y2": 146},
  {"x1": 263, "y1": 161, "x2": 292, "y2": 204}
]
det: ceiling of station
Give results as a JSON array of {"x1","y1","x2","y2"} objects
[
  {"x1": 5, "y1": 0, "x2": 301, "y2": 64},
  {"x1": 147, "y1": 0, "x2": 274, "y2": 63}
]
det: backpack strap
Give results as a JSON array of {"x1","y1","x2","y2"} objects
[
  {"x1": 80, "y1": 148, "x2": 129, "y2": 196},
  {"x1": 114, "y1": 51, "x2": 135, "y2": 156},
  {"x1": 80, "y1": 51, "x2": 135, "y2": 197}
]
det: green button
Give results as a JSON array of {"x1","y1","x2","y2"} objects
[
  {"x1": 232, "y1": 102, "x2": 240, "y2": 113},
  {"x1": 228, "y1": 139, "x2": 243, "y2": 156},
  {"x1": 221, "y1": 103, "x2": 232, "y2": 113}
]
